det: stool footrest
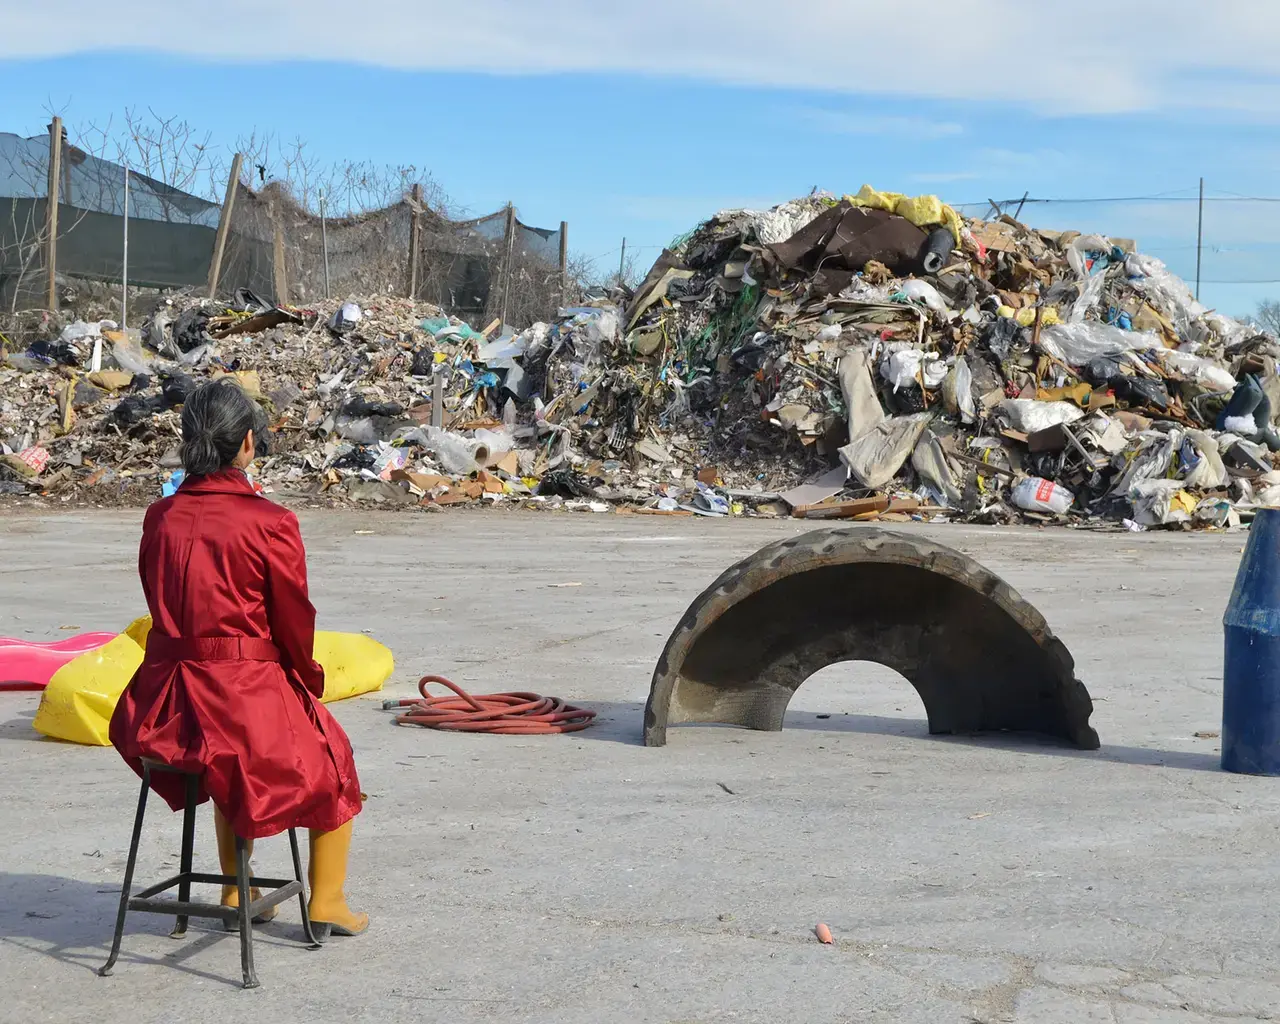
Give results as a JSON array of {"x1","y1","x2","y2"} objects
[
  {"x1": 128, "y1": 880, "x2": 304, "y2": 920},
  {"x1": 133, "y1": 872, "x2": 299, "y2": 900}
]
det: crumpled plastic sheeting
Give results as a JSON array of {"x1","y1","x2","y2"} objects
[
  {"x1": 881, "y1": 345, "x2": 946, "y2": 392},
  {"x1": 1128, "y1": 478, "x2": 1197, "y2": 527},
  {"x1": 1126, "y1": 254, "x2": 1207, "y2": 327},
  {"x1": 1038, "y1": 322, "x2": 1160, "y2": 365},
  {"x1": 1068, "y1": 272, "x2": 1109, "y2": 324},
  {"x1": 998, "y1": 399, "x2": 1085, "y2": 433},
  {"x1": 912, "y1": 431, "x2": 963, "y2": 507},
  {"x1": 743, "y1": 200, "x2": 827, "y2": 246},
  {"x1": 1183, "y1": 429, "x2": 1230, "y2": 490},
  {"x1": 1111, "y1": 433, "x2": 1177, "y2": 496},
  {"x1": 839, "y1": 412, "x2": 932, "y2": 489},
  {"x1": 1157, "y1": 349, "x2": 1236, "y2": 392}
]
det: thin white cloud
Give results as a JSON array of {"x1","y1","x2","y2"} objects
[
  {"x1": 786, "y1": 108, "x2": 964, "y2": 140},
  {"x1": 909, "y1": 149, "x2": 1066, "y2": 188},
  {"x1": 911, "y1": 171, "x2": 982, "y2": 184},
  {"x1": 6, "y1": 2, "x2": 1280, "y2": 117}
]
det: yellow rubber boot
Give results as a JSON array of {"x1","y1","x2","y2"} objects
[
  {"x1": 213, "y1": 806, "x2": 277, "y2": 929},
  {"x1": 307, "y1": 821, "x2": 368, "y2": 939}
]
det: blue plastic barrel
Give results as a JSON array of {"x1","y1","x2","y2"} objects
[{"x1": 1223, "y1": 507, "x2": 1280, "y2": 774}]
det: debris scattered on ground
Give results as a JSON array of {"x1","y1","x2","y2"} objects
[{"x1": 2, "y1": 184, "x2": 1275, "y2": 529}]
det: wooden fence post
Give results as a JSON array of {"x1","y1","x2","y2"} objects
[
  {"x1": 45, "y1": 117, "x2": 63, "y2": 311},
  {"x1": 558, "y1": 220, "x2": 568, "y2": 306},
  {"x1": 271, "y1": 196, "x2": 288, "y2": 305},
  {"x1": 408, "y1": 183, "x2": 423, "y2": 300},
  {"x1": 499, "y1": 203, "x2": 516, "y2": 326},
  {"x1": 207, "y1": 153, "x2": 242, "y2": 299}
]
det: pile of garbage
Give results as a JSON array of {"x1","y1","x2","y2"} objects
[
  {"x1": 2, "y1": 184, "x2": 1278, "y2": 529},
  {"x1": 534, "y1": 185, "x2": 1280, "y2": 529}
]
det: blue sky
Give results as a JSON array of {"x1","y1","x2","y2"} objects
[{"x1": 4, "y1": 0, "x2": 1280, "y2": 317}]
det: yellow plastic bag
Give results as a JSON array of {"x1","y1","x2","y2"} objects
[
  {"x1": 33, "y1": 616, "x2": 393, "y2": 746},
  {"x1": 1015, "y1": 306, "x2": 1062, "y2": 327},
  {"x1": 848, "y1": 184, "x2": 963, "y2": 243}
]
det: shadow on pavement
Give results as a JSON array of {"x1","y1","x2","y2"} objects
[
  {"x1": 578, "y1": 699, "x2": 1224, "y2": 773},
  {"x1": 0, "y1": 872, "x2": 315, "y2": 989}
]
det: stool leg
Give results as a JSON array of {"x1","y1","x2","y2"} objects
[
  {"x1": 170, "y1": 773, "x2": 199, "y2": 938},
  {"x1": 289, "y1": 829, "x2": 320, "y2": 948},
  {"x1": 236, "y1": 837, "x2": 260, "y2": 989},
  {"x1": 99, "y1": 767, "x2": 151, "y2": 978}
]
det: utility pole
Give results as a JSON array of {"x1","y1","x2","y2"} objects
[
  {"x1": 618, "y1": 238, "x2": 627, "y2": 287},
  {"x1": 1195, "y1": 177, "x2": 1205, "y2": 302}
]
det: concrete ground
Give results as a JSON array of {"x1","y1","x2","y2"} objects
[{"x1": 0, "y1": 509, "x2": 1276, "y2": 1024}]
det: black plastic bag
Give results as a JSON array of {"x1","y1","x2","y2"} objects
[
  {"x1": 342, "y1": 397, "x2": 405, "y2": 418},
  {"x1": 113, "y1": 393, "x2": 166, "y2": 426},
  {"x1": 160, "y1": 373, "x2": 198, "y2": 407},
  {"x1": 172, "y1": 307, "x2": 210, "y2": 353}
]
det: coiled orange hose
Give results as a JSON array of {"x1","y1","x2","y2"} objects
[{"x1": 384, "y1": 675, "x2": 597, "y2": 734}]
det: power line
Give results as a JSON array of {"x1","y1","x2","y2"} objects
[{"x1": 960, "y1": 194, "x2": 1280, "y2": 207}]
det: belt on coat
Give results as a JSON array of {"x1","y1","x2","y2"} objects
[{"x1": 145, "y1": 635, "x2": 282, "y2": 663}]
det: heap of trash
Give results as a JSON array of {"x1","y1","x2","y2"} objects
[{"x1": 2, "y1": 183, "x2": 1278, "y2": 529}]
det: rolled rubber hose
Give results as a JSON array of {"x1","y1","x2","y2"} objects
[{"x1": 384, "y1": 675, "x2": 596, "y2": 734}]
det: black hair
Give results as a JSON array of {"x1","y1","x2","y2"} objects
[{"x1": 179, "y1": 378, "x2": 266, "y2": 476}]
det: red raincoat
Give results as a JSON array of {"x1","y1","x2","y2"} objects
[{"x1": 110, "y1": 469, "x2": 362, "y2": 839}]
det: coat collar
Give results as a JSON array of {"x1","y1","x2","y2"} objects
[{"x1": 178, "y1": 468, "x2": 258, "y2": 497}]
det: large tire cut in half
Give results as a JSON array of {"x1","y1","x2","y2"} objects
[{"x1": 644, "y1": 527, "x2": 1099, "y2": 749}]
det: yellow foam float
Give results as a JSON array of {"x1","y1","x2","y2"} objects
[{"x1": 33, "y1": 616, "x2": 393, "y2": 746}]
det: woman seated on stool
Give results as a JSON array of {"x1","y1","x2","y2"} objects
[{"x1": 110, "y1": 378, "x2": 367, "y2": 939}]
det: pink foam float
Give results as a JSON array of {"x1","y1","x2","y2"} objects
[{"x1": 0, "y1": 633, "x2": 118, "y2": 691}]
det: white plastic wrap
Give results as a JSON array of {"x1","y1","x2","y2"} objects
[
  {"x1": 1183, "y1": 430, "x2": 1229, "y2": 490},
  {"x1": 110, "y1": 337, "x2": 152, "y2": 376},
  {"x1": 745, "y1": 200, "x2": 825, "y2": 246},
  {"x1": 1156, "y1": 349, "x2": 1236, "y2": 392},
  {"x1": 1038, "y1": 322, "x2": 1158, "y2": 365},
  {"x1": 998, "y1": 399, "x2": 1085, "y2": 433},
  {"x1": 1067, "y1": 273, "x2": 1108, "y2": 323},
  {"x1": 1127, "y1": 478, "x2": 1194, "y2": 527},
  {"x1": 1110, "y1": 433, "x2": 1175, "y2": 496},
  {"x1": 473, "y1": 428, "x2": 514, "y2": 455},
  {"x1": 1011, "y1": 477, "x2": 1074, "y2": 515},
  {"x1": 881, "y1": 345, "x2": 946, "y2": 391},
  {"x1": 1125, "y1": 253, "x2": 1206, "y2": 325},
  {"x1": 61, "y1": 319, "x2": 116, "y2": 343},
  {"x1": 896, "y1": 279, "x2": 950, "y2": 316},
  {"x1": 394, "y1": 426, "x2": 487, "y2": 474}
]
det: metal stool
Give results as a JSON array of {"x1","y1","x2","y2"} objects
[{"x1": 99, "y1": 758, "x2": 319, "y2": 989}]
